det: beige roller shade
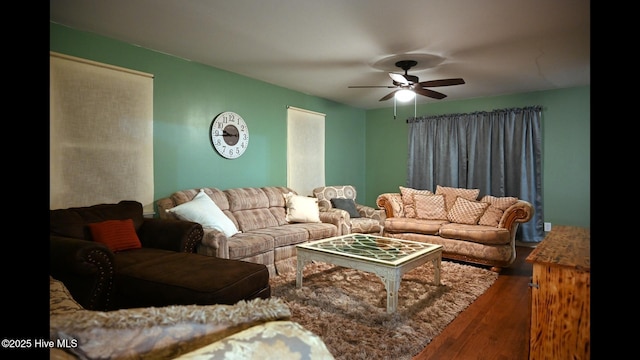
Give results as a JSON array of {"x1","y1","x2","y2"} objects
[
  {"x1": 50, "y1": 52, "x2": 154, "y2": 214},
  {"x1": 286, "y1": 106, "x2": 325, "y2": 196}
]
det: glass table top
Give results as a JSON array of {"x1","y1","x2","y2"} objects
[{"x1": 298, "y1": 233, "x2": 441, "y2": 265}]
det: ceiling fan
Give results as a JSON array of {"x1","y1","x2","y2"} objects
[{"x1": 349, "y1": 60, "x2": 465, "y2": 101}]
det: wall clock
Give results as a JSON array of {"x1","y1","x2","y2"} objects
[{"x1": 210, "y1": 111, "x2": 249, "y2": 159}]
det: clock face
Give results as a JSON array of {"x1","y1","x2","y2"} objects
[{"x1": 210, "y1": 111, "x2": 249, "y2": 159}]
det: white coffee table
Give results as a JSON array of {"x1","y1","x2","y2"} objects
[{"x1": 296, "y1": 233, "x2": 443, "y2": 313}]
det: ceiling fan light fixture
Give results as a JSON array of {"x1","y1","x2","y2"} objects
[{"x1": 395, "y1": 89, "x2": 415, "y2": 102}]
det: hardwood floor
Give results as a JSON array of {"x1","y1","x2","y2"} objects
[{"x1": 413, "y1": 245, "x2": 535, "y2": 360}]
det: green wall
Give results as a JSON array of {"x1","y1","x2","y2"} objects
[
  {"x1": 50, "y1": 22, "x2": 590, "y2": 229},
  {"x1": 50, "y1": 22, "x2": 367, "y2": 205}
]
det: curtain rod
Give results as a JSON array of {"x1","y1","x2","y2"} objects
[{"x1": 406, "y1": 105, "x2": 542, "y2": 123}]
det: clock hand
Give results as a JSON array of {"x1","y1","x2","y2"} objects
[{"x1": 212, "y1": 131, "x2": 239, "y2": 137}]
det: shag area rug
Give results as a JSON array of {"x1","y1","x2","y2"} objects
[{"x1": 270, "y1": 260, "x2": 498, "y2": 360}]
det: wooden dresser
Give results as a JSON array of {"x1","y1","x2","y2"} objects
[{"x1": 526, "y1": 225, "x2": 590, "y2": 360}]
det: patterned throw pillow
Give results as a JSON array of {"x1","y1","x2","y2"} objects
[
  {"x1": 88, "y1": 219, "x2": 142, "y2": 252},
  {"x1": 477, "y1": 195, "x2": 519, "y2": 227},
  {"x1": 413, "y1": 194, "x2": 448, "y2": 220},
  {"x1": 446, "y1": 197, "x2": 489, "y2": 225},
  {"x1": 399, "y1": 186, "x2": 433, "y2": 218},
  {"x1": 435, "y1": 185, "x2": 480, "y2": 211}
]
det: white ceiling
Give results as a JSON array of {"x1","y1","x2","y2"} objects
[{"x1": 50, "y1": 0, "x2": 590, "y2": 110}]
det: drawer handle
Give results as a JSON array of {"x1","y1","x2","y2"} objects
[{"x1": 528, "y1": 282, "x2": 539, "y2": 289}]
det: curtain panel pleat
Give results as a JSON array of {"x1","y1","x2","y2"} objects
[{"x1": 407, "y1": 106, "x2": 543, "y2": 242}]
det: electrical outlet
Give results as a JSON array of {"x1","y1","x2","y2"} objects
[{"x1": 544, "y1": 222, "x2": 552, "y2": 232}]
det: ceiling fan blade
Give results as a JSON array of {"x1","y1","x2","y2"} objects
[
  {"x1": 348, "y1": 85, "x2": 396, "y2": 88},
  {"x1": 414, "y1": 86, "x2": 447, "y2": 100},
  {"x1": 379, "y1": 90, "x2": 398, "y2": 101},
  {"x1": 418, "y1": 78, "x2": 465, "y2": 87},
  {"x1": 389, "y1": 73, "x2": 409, "y2": 85}
]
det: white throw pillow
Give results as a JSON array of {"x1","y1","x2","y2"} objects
[
  {"x1": 167, "y1": 189, "x2": 239, "y2": 237},
  {"x1": 284, "y1": 192, "x2": 321, "y2": 223}
]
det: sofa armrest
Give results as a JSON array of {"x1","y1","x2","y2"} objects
[
  {"x1": 137, "y1": 219, "x2": 204, "y2": 253},
  {"x1": 318, "y1": 208, "x2": 347, "y2": 235},
  {"x1": 499, "y1": 200, "x2": 534, "y2": 231},
  {"x1": 50, "y1": 236, "x2": 115, "y2": 311},
  {"x1": 355, "y1": 204, "x2": 386, "y2": 225},
  {"x1": 199, "y1": 229, "x2": 230, "y2": 258},
  {"x1": 376, "y1": 193, "x2": 404, "y2": 218}
]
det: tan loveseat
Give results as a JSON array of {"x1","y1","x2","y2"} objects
[
  {"x1": 50, "y1": 276, "x2": 334, "y2": 360},
  {"x1": 376, "y1": 185, "x2": 534, "y2": 271},
  {"x1": 157, "y1": 186, "x2": 344, "y2": 277}
]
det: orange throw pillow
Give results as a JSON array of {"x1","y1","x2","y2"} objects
[{"x1": 88, "y1": 219, "x2": 142, "y2": 252}]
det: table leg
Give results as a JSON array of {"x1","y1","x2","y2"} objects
[
  {"x1": 432, "y1": 255, "x2": 441, "y2": 285},
  {"x1": 296, "y1": 253, "x2": 309, "y2": 288},
  {"x1": 380, "y1": 269, "x2": 401, "y2": 313}
]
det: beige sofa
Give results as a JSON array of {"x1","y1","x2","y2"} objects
[
  {"x1": 157, "y1": 186, "x2": 344, "y2": 277},
  {"x1": 50, "y1": 276, "x2": 334, "y2": 360},
  {"x1": 376, "y1": 185, "x2": 534, "y2": 271}
]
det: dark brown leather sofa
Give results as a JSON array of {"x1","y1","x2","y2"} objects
[{"x1": 50, "y1": 200, "x2": 271, "y2": 311}]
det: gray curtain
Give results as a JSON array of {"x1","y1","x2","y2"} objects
[{"x1": 407, "y1": 106, "x2": 544, "y2": 242}]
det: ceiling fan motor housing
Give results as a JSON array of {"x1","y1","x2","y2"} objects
[
  {"x1": 393, "y1": 75, "x2": 419, "y2": 86},
  {"x1": 394, "y1": 60, "x2": 419, "y2": 84}
]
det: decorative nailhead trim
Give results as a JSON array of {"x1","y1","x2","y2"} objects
[{"x1": 85, "y1": 249, "x2": 114, "y2": 311}]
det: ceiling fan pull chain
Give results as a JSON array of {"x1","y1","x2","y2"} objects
[{"x1": 394, "y1": 96, "x2": 397, "y2": 119}]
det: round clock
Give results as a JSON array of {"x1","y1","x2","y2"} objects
[{"x1": 210, "y1": 111, "x2": 249, "y2": 159}]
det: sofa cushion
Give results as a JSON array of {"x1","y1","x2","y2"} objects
[
  {"x1": 399, "y1": 186, "x2": 433, "y2": 218},
  {"x1": 414, "y1": 193, "x2": 448, "y2": 220},
  {"x1": 478, "y1": 195, "x2": 519, "y2": 227},
  {"x1": 225, "y1": 188, "x2": 287, "y2": 231},
  {"x1": 50, "y1": 201, "x2": 145, "y2": 240},
  {"x1": 435, "y1": 185, "x2": 480, "y2": 211},
  {"x1": 88, "y1": 219, "x2": 142, "y2": 252},
  {"x1": 383, "y1": 217, "x2": 445, "y2": 235},
  {"x1": 167, "y1": 189, "x2": 239, "y2": 237},
  {"x1": 250, "y1": 226, "x2": 309, "y2": 248},
  {"x1": 284, "y1": 192, "x2": 321, "y2": 223},
  {"x1": 287, "y1": 222, "x2": 339, "y2": 240},
  {"x1": 173, "y1": 188, "x2": 230, "y2": 208},
  {"x1": 331, "y1": 198, "x2": 360, "y2": 218},
  {"x1": 446, "y1": 197, "x2": 489, "y2": 225},
  {"x1": 114, "y1": 251, "x2": 270, "y2": 308},
  {"x1": 439, "y1": 223, "x2": 512, "y2": 245},
  {"x1": 225, "y1": 232, "x2": 277, "y2": 259}
]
